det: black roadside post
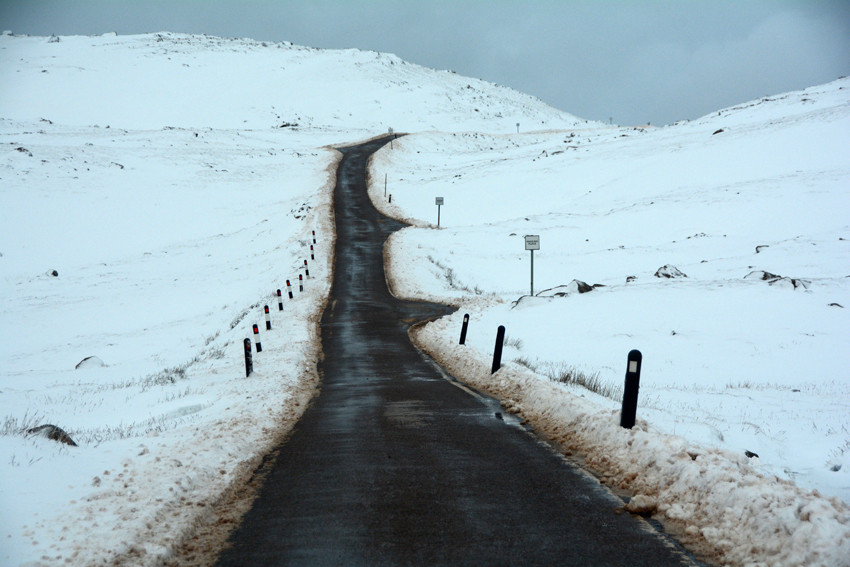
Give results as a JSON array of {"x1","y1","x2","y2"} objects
[
  {"x1": 286, "y1": 279, "x2": 293, "y2": 299},
  {"x1": 299, "y1": 274, "x2": 304, "y2": 292},
  {"x1": 310, "y1": 245, "x2": 314, "y2": 260},
  {"x1": 243, "y1": 338, "x2": 253, "y2": 377},
  {"x1": 304, "y1": 259, "x2": 310, "y2": 278},
  {"x1": 459, "y1": 313, "x2": 470, "y2": 345},
  {"x1": 491, "y1": 325, "x2": 506, "y2": 374},
  {"x1": 620, "y1": 350, "x2": 642, "y2": 429},
  {"x1": 312, "y1": 230, "x2": 316, "y2": 244},
  {"x1": 277, "y1": 289, "x2": 283, "y2": 311},
  {"x1": 264, "y1": 305, "x2": 271, "y2": 330}
]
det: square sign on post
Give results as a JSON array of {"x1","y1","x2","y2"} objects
[
  {"x1": 525, "y1": 235, "x2": 540, "y2": 296},
  {"x1": 435, "y1": 197, "x2": 444, "y2": 228}
]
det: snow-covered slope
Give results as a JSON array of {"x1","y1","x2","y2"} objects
[
  {"x1": 371, "y1": 79, "x2": 850, "y2": 566},
  {"x1": 2, "y1": 29, "x2": 847, "y2": 567},
  {"x1": 0, "y1": 32, "x2": 587, "y2": 566},
  {"x1": 0, "y1": 31, "x2": 587, "y2": 133}
]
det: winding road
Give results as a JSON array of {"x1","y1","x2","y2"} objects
[{"x1": 215, "y1": 136, "x2": 700, "y2": 565}]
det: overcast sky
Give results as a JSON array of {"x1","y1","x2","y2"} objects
[{"x1": 2, "y1": 0, "x2": 849, "y2": 125}]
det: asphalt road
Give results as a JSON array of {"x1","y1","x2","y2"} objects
[{"x1": 215, "y1": 136, "x2": 700, "y2": 566}]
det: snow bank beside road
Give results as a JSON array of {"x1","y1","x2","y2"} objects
[
  {"x1": 1, "y1": 30, "x2": 586, "y2": 565},
  {"x1": 411, "y1": 311, "x2": 850, "y2": 567},
  {"x1": 0, "y1": 121, "x2": 339, "y2": 566}
]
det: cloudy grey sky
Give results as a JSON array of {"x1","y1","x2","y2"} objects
[{"x1": 3, "y1": 0, "x2": 849, "y2": 125}]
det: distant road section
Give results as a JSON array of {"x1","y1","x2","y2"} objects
[{"x1": 215, "y1": 136, "x2": 700, "y2": 565}]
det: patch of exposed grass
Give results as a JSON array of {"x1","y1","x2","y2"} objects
[
  {"x1": 0, "y1": 410, "x2": 45, "y2": 437},
  {"x1": 426, "y1": 255, "x2": 487, "y2": 295},
  {"x1": 511, "y1": 358, "x2": 621, "y2": 401},
  {"x1": 512, "y1": 356, "x2": 538, "y2": 372}
]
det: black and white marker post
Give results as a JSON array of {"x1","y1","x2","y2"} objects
[
  {"x1": 459, "y1": 313, "x2": 470, "y2": 345},
  {"x1": 252, "y1": 324, "x2": 262, "y2": 352},
  {"x1": 299, "y1": 274, "x2": 304, "y2": 292},
  {"x1": 525, "y1": 235, "x2": 540, "y2": 296},
  {"x1": 312, "y1": 230, "x2": 316, "y2": 244},
  {"x1": 620, "y1": 350, "x2": 643, "y2": 429},
  {"x1": 264, "y1": 305, "x2": 271, "y2": 330},
  {"x1": 491, "y1": 325, "x2": 506, "y2": 374},
  {"x1": 277, "y1": 289, "x2": 283, "y2": 311},
  {"x1": 286, "y1": 279, "x2": 293, "y2": 299},
  {"x1": 310, "y1": 245, "x2": 314, "y2": 260},
  {"x1": 304, "y1": 259, "x2": 310, "y2": 278}
]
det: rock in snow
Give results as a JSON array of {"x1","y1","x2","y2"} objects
[
  {"x1": 744, "y1": 270, "x2": 782, "y2": 281},
  {"x1": 537, "y1": 280, "x2": 594, "y2": 296},
  {"x1": 625, "y1": 494, "x2": 658, "y2": 516},
  {"x1": 74, "y1": 356, "x2": 106, "y2": 369},
  {"x1": 26, "y1": 425, "x2": 77, "y2": 447},
  {"x1": 654, "y1": 265, "x2": 687, "y2": 278},
  {"x1": 745, "y1": 271, "x2": 811, "y2": 290}
]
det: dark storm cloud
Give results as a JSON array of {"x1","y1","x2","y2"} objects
[{"x1": 2, "y1": 0, "x2": 848, "y2": 125}]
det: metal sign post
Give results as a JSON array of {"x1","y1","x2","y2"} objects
[
  {"x1": 435, "y1": 197, "x2": 444, "y2": 228},
  {"x1": 525, "y1": 235, "x2": 540, "y2": 296}
]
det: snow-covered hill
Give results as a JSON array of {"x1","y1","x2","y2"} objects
[
  {"x1": 1, "y1": 30, "x2": 847, "y2": 567},
  {"x1": 0, "y1": 32, "x2": 589, "y2": 566},
  {"x1": 0, "y1": 31, "x2": 587, "y2": 132},
  {"x1": 370, "y1": 78, "x2": 850, "y2": 566}
]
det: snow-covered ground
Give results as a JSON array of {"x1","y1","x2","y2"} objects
[
  {"x1": 0, "y1": 32, "x2": 581, "y2": 566},
  {"x1": 371, "y1": 79, "x2": 850, "y2": 565},
  {"x1": 1, "y1": 30, "x2": 848, "y2": 567}
]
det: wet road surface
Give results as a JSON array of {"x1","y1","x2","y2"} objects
[{"x1": 215, "y1": 136, "x2": 700, "y2": 565}]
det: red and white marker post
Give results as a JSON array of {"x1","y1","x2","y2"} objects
[{"x1": 252, "y1": 324, "x2": 262, "y2": 352}]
